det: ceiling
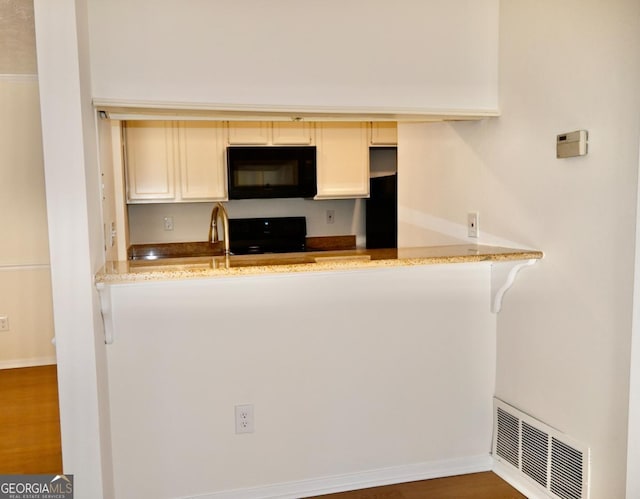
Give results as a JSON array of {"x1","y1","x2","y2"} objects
[{"x1": 0, "y1": 0, "x2": 37, "y2": 74}]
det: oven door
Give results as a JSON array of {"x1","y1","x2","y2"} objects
[{"x1": 229, "y1": 217, "x2": 307, "y2": 255}]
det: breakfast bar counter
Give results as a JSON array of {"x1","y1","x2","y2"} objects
[
  {"x1": 95, "y1": 244, "x2": 543, "y2": 284},
  {"x1": 96, "y1": 243, "x2": 542, "y2": 498}
]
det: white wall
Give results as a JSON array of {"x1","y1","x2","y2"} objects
[
  {"x1": 627, "y1": 144, "x2": 640, "y2": 498},
  {"x1": 35, "y1": 0, "x2": 640, "y2": 496},
  {"x1": 34, "y1": 3, "x2": 497, "y2": 493},
  {"x1": 97, "y1": 117, "x2": 121, "y2": 262},
  {"x1": 398, "y1": 1, "x2": 640, "y2": 497},
  {"x1": 33, "y1": 0, "x2": 113, "y2": 496},
  {"x1": 127, "y1": 198, "x2": 365, "y2": 246},
  {"x1": 0, "y1": 1, "x2": 55, "y2": 369},
  {"x1": 86, "y1": 0, "x2": 498, "y2": 113},
  {"x1": 0, "y1": 74, "x2": 55, "y2": 367},
  {"x1": 104, "y1": 264, "x2": 496, "y2": 498},
  {"x1": 0, "y1": 78, "x2": 49, "y2": 265}
]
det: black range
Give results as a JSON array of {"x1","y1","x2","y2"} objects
[{"x1": 228, "y1": 217, "x2": 307, "y2": 255}]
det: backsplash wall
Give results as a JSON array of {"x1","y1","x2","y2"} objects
[{"x1": 127, "y1": 198, "x2": 365, "y2": 246}]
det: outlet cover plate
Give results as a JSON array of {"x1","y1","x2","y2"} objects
[
  {"x1": 235, "y1": 404, "x2": 254, "y2": 434},
  {"x1": 468, "y1": 212, "x2": 479, "y2": 238}
]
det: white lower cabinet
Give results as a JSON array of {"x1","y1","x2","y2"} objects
[
  {"x1": 124, "y1": 121, "x2": 227, "y2": 203},
  {"x1": 315, "y1": 122, "x2": 370, "y2": 199}
]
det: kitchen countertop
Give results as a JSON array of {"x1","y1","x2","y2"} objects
[
  {"x1": 96, "y1": 244, "x2": 543, "y2": 285},
  {"x1": 127, "y1": 236, "x2": 357, "y2": 260}
]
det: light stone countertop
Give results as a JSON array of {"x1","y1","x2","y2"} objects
[{"x1": 95, "y1": 244, "x2": 543, "y2": 285}]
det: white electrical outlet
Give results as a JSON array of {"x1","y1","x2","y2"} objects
[
  {"x1": 0, "y1": 315, "x2": 9, "y2": 332},
  {"x1": 468, "y1": 212, "x2": 479, "y2": 238},
  {"x1": 109, "y1": 222, "x2": 117, "y2": 247},
  {"x1": 163, "y1": 216, "x2": 174, "y2": 231},
  {"x1": 235, "y1": 404, "x2": 254, "y2": 434},
  {"x1": 326, "y1": 210, "x2": 335, "y2": 224}
]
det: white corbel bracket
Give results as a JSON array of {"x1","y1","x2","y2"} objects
[
  {"x1": 491, "y1": 259, "x2": 537, "y2": 313},
  {"x1": 95, "y1": 282, "x2": 114, "y2": 344}
]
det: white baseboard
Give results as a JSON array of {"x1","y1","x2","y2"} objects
[
  {"x1": 188, "y1": 454, "x2": 493, "y2": 499},
  {"x1": 492, "y1": 459, "x2": 551, "y2": 499},
  {"x1": 0, "y1": 74, "x2": 38, "y2": 82},
  {"x1": 0, "y1": 356, "x2": 56, "y2": 370}
]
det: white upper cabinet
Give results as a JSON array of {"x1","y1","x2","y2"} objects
[
  {"x1": 124, "y1": 121, "x2": 176, "y2": 201},
  {"x1": 227, "y1": 121, "x2": 270, "y2": 145},
  {"x1": 315, "y1": 122, "x2": 369, "y2": 199},
  {"x1": 271, "y1": 122, "x2": 314, "y2": 145},
  {"x1": 124, "y1": 120, "x2": 390, "y2": 204},
  {"x1": 227, "y1": 121, "x2": 314, "y2": 145},
  {"x1": 177, "y1": 122, "x2": 227, "y2": 201},
  {"x1": 370, "y1": 122, "x2": 397, "y2": 146},
  {"x1": 125, "y1": 121, "x2": 227, "y2": 203}
]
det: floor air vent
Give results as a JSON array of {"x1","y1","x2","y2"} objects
[{"x1": 493, "y1": 399, "x2": 590, "y2": 499}]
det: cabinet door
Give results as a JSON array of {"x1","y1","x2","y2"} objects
[
  {"x1": 315, "y1": 123, "x2": 369, "y2": 199},
  {"x1": 124, "y1": 121, "x2": 176, "y2": 202},
  {"x1": 177, "y1": 122, "x2": 227, "y2": 201},
  {"x1": 227, "y1": 121, "x2": 270, "y2": 144},
  {"x1": 370, "y1": 122, "x2": 398, "y2": 145},
  {"x1": 271, "y1": 122, "x2": 314, "y2": 145}
]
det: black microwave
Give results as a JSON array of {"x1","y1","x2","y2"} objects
[{"x1": 227, "y1": 146, "x2": 317, "y2": 199}]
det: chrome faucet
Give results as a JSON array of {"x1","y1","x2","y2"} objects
[{"x1": 209, "y1": 202, "x2": 230, "y2": 255}]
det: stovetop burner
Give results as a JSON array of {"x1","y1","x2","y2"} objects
[{"x1": 229, "y1": 217, "x2": 307, "y2": 255}]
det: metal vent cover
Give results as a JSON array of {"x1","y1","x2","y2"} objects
[
  {"x1": 493, "y1": 398, "x2": 590, "y2": 499},
  {"x1": 551, "y1": 437, "x2": 584, "y2": 499},
  {"x1": 522, "y1": 421, "x2": 548, "y2": 488},
  {"x1": 496, "y1": 407, "x2": 519, "y2": 468}
]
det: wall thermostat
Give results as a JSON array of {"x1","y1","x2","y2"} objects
[{"x1": 557, "y1": 130, "x2": 588, "y2": 158}]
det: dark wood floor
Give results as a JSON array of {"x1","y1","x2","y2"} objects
[
  {"x1": 0, "y1": 366, "x2": 524, "y2": 498},
  {"x1": 310, "y1": 472, "x2": 526, "y2": 498},
  {"x1": 0, "y1": 365, "x2": 62, "y2": 474}
]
